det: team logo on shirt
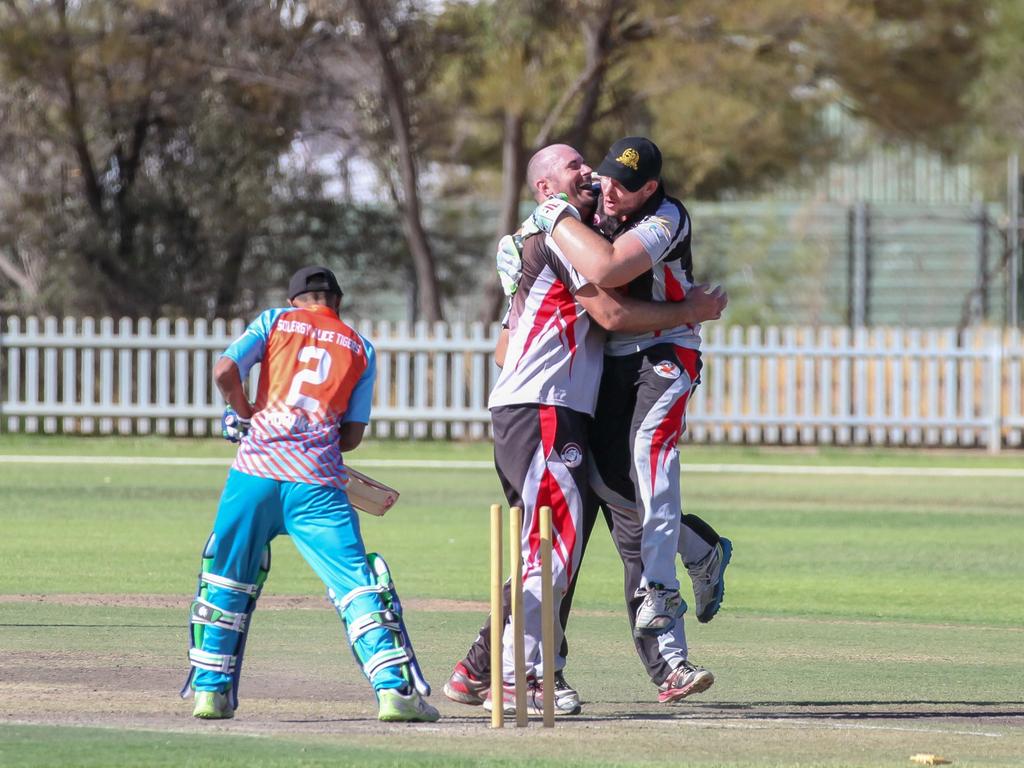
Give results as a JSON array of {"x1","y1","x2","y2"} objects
[
  {"x1": 616, "y1": 148, "x2": 640, "y2": 170},
  {"x1": 653, "y1": 361, "x2": 681, "y2": 379},
  {"x1": 643, "y1": 216, "x2": 672, "y2": 239},
  {"x1": 560, "y1": 442, "x2": 583, "y2": 468}
]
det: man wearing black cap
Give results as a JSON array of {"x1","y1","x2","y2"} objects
[
  {"x1": 440, "y1": 143, "x2": 727, "y2": 713},
  {"x1": 181, "y1": 265, "x2": 439, "y2": 723},
  {"x1": 524, "y1": 137, "x2": 731, "y2": 698},
  {"x1": 439, "y1": 143, "x2": 731, "y2": 717}
]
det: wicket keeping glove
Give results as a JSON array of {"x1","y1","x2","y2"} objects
[
  {"x1": 221, "y1": 407, "x2": 251, "y2": 443},
  {"x1": 496, "y1": 234, "x2": 524, "y2": 297},
  {"x1": 529, "y1": 194, "x2": 580, "y2": 234}
]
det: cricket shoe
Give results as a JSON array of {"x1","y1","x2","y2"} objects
[
  {"x1": 443, "y1": 661, "x2": 488, "y2": 706},
  {"x1": 377, "y1": 687, "x2": 441, "y2": 722},
  {"x1": 554, "y1": 670, "x2": 581, "y2": 714},
  {"x1": 192, "y1": 688, "x2": 233, "y2": 720},
  {"x1": 482, "y1": 678, "x2": 582, "y2": 716},
  {"x1": 633, "y1": 584, "x2": 686, "y2": 638},
  {"x1": 687, "y1": 537, "x2": 733, "y2": 623},
  {"x1": 658, "y1": 660, "x2": 715, "y2": 703}
]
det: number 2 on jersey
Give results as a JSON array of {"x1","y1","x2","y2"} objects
[{"x1": 285, "y1": 346, "x2": 332, "y2": 412}]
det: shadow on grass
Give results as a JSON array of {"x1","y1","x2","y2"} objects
[
  {"x1": 595, "y1": 700, "x2": 1024, "y2": 722},
  {"x1": 710, "y1": 700, "x2": 1024, "y2": 709},
  {"x1": 278, "y1": 716, "x2": 479, "y2": 725}
]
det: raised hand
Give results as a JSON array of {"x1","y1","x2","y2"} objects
[{"x1": 529, "y1": 194, "x2": 580, "y2": 234}]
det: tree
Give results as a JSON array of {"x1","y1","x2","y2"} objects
[
  {"x1": 345, "y1": 0, "x2": 445, "y2": 322},
  {"x1": 434, "y1": 1, "x2": 652, "y2": 319},
  {"x1": 0, "y1": 0, "x2": 995, "y2": 320},
  {"x1": 433, "y1": 0, "x2": 991, "y2": 319},
  {"x1": 966, "y1": 0, "x2": 1024, "y2": 171},
  {"x1": 0, "y1": 0, "x2": 345, "y2": 317}
]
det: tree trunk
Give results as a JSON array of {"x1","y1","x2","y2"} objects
[
  {"x1": 479, "y1": 109, "x2": 526, "y2": 321},
  {"x1": 214, "y1": 227, "x2": 249, "y2": 320},
  {"x1": 564, "y1": 5, "x2": 616, "y2": 149},
  {"x1": 56, "y1": 0, "x2": 105, "y2": 225},
  {"x1": 351, "y1": 0, "x2": 444, "y2": 322}
]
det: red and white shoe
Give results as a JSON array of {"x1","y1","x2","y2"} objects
[
  {"x1": 442, "y1": 661, "x2": 488, "y2": 706},
  {"x1": 658, "y1": 660, "x2": 715, "y2": 703}
]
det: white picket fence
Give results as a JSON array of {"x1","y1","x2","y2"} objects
[{"x1": 2, "y1": 316, "x2": 1023, "y2": 451}]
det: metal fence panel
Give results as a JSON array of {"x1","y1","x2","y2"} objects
[{"x1": 692, "y1": 201, "x2": 1008, "y2": 327}]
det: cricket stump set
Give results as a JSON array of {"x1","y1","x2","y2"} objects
[{"x1": 489, "y1": 503, "x2": 556, "y2": 728}]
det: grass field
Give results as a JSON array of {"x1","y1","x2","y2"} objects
[{"x1": 1, "y1": 436, "x2": 1022, "y2": 767}]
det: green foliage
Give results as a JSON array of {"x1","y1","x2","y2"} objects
[
  {"x1": 962, "y1": 0, "x2": 1024, "y2": 196},
  {"x1": 825, "y1": 0, "x2": 988, "y2": 153},
  {"x1": 0, "y1": 1, "x2": 349, "y2": 318},
  {"x1": 431, "y1": 0, "x2": 989, "y2": 202},
  {"x1": 0, "y1": 0, "x2": 1000, "y2": 318}
]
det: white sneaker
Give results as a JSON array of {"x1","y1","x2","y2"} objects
[
  {"x1": 634, "y1": 584, "x2": 686, "y2": 637},
  {"x1": 687, "y1": 538, "x2": 732, "y2": 623},
  {"x1": 377, "y1": 688, "x2": 440, "y2": 722},
  {"x1": 553, "y1": 670, "x2": 581, "y2": 714},
  {"x1": 482, "y1": 678, "x2": 582, "y2": 716}
]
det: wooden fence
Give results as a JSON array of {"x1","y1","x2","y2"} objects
[{"x1": 2, "y1": 317, "x2": 1022, "y2": 451}]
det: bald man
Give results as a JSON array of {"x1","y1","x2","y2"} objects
[{"x1": 444, "y1": 144, "x2": 727, "y2": 716}]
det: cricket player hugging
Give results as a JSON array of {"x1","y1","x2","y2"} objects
[{"x1": 181, "y1": 266, "x2": 438, "y2": 723}]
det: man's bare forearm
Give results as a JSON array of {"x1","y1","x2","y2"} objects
[
  {"x1": 551, "y1": 218, "x2": 649, "y2": 288},
  {"x1": 580, "y1": 284, "x2": 726, "y2": 332},
  {"x1": 213, "y1": 357, "x2": 254, "y2": 419}
]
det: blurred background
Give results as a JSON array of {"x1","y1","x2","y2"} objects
[
  {"x1": 1, "y1": 0, "x2": 1021, "y2": 328},
  {"x1": 2, "y1": 1, "x2": 1023, "y2": 449}
]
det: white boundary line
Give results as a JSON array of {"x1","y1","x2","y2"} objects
[{"x1": 0, "y1": 454, "x2": 1023, "y2": 477}]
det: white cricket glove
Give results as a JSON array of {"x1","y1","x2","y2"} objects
[
  {"x1": 498, "y1": 194, "x2": 580, "y2": 297},
  {"x1": 496, "y1": 234, "x2": 523, "y2": 297},
  {"x1": 221, "y1": 407, "x2": 251, "y2": 443},
  {"x1": 516, "y1": 193, "x2": 582, "y2": 241},
  {"x1": 529, "y1": 194, "x2": 580, "y2": 234}
]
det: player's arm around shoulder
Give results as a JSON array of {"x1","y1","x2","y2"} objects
[
  {"x1": 338, "y1": 334, "x2": 376, "y2": 452},
  {"x1": 551, "y1": 218, "x2": 654, "y2": 289},
  {"x1": 577, "y1": 283, "x2": 728, "y2": 333}
]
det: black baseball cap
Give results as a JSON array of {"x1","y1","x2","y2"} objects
[
  {"x1": 596, "y1": 137, "x2": 662, "y2": 192},
  {"x1": 288, "y1": 265, "x2": 343, "y2": 300}
]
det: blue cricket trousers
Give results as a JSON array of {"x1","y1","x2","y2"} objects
[{"x1": 193, "y1": 469, "x2": 404, "y2": 693}]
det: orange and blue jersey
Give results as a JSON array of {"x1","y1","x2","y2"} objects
[{"x1": 221, "y1": 304, "x2": 375, "y2": 488}]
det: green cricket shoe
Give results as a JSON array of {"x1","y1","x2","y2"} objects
[
  {"x1": 192, "y1": 689, "x2": 233, "y2": 720},
  {"x1": 377, "y1": 688, "x2": 440, "y2": 723}
]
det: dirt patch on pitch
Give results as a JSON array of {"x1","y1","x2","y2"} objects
[{"x1": 3, "y1": 594, "x2": 1022, "y2": 747}]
